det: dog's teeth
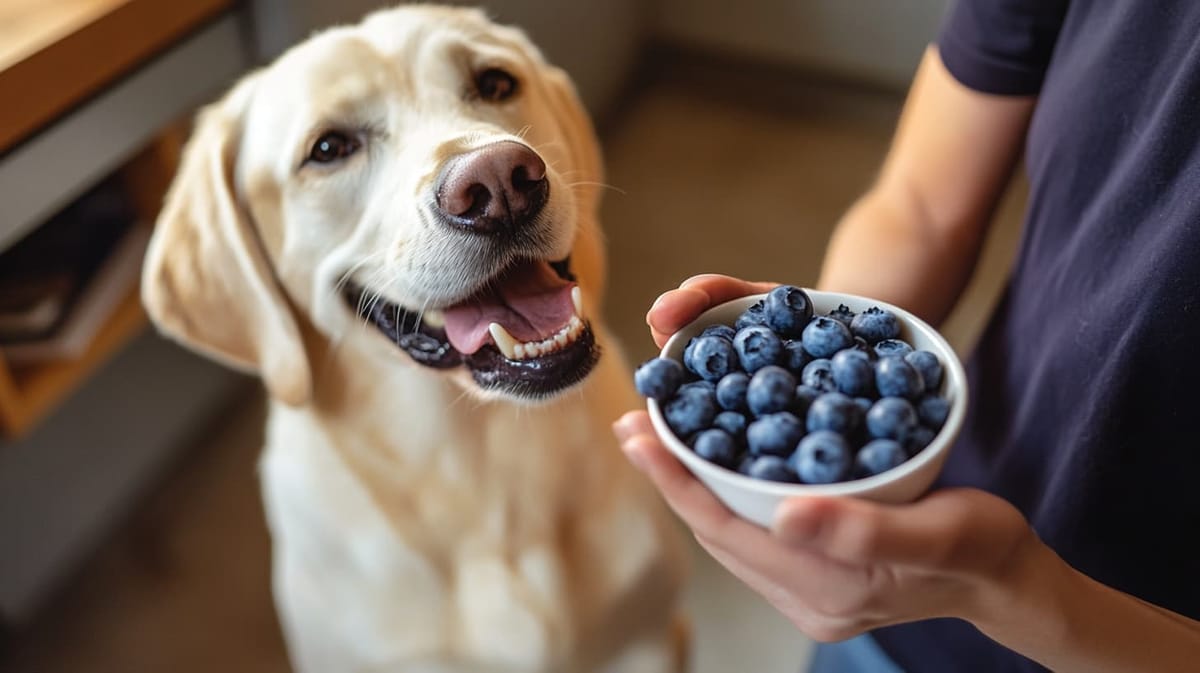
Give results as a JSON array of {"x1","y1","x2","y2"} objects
[
  {"x1": 489, "y1": 322, "x2": 520, "y2": 360},
  {"x1": 422, "y1": 310, "x2": 445, "y2": 328},
  {"x1": 489, "y1": 314, "x2": 587, "y2": 361},
  {"x1": 571, "y1": 286, "x2": 583, "y2": 317}
]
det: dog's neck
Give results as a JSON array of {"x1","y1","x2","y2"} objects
[{"x1": 275, "y1": 318, "x2": 646, "y2": 546}]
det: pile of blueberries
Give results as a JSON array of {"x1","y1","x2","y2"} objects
[{"x1": 635, "y1": 286, "x2": 951, "y2": 484}]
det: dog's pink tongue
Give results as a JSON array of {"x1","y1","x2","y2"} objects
[{"x1": 442, "y1": 261, "x2": 575, "y2": 355}]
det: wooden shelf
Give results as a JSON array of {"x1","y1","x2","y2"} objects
[
  {"x1": 0, "y1": 0, "x2": 241, "y2": 438},
  {"x1": 0, "y1": 128, "x2": 185, "y2": 439},
  {"x1": 0, "y1": 0, "x2": 234, "y2": 154},
  {"x1": 0, "y1": 283, "x2": 148, "y2": 439}
]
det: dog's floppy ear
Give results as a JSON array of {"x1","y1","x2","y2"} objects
[{"x1": 142, "y1": 75, "x2": 312, "y2": 406}]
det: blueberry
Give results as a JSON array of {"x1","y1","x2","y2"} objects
[
  {"x1": 905, "y1": 425, "x2": 937, "y2": 456},
  {"x1": 701, "y1": 324, "x2": 738, "y2": 341},
  {"x1": 742, "y1": 455, "x2": 798, "y2": 483},
  {"x1": 679, "y1": 380, "x2": 716, "y2": 395},
  {"x1": 793, "y1": 384, "x2": 821, "y2": 416},
  {"x1": 746, "y1": 411, "x2": 805, "y2": 457},
  {"x1": 854, "y1": 439, "x2": 908, "y2": 478},
  {"x1": 715, "y1": 372, "x2": 751, "y2": 412},
  {"x1": 800, "y1": 358, "x2": 837, "y2": 393},
  {"x1": 874, "y1": 339, "x2": 914, "y2": 359},
  {"x1": 746, "y1": 365, "x2": 797, "y2": 416},
  {"x1": 781, "y1": 339, "x2": 813, "y2": 374},
  {"x1": 917, "y1": 394, "x2": 950, "y2": 430},
  {"x1": 850, "y1": 306, "x2": 901, "y2": 344},
  {"x1": 874, "y1": 357, "x2": 925, "y2": 399},
  {"x1": 801, "y1": 317, "x2": 855, "y2": 359},
  {"x1": 852, "y1": 336, "x2": 876, "y2": 360},
  {"x1": 790, "y1": 430, "x2": 852, "y2": 484},
  {"x1": 734, "y1": 326, "x2": 783, "y2": 373},
  {"x1": 852, "y1": 396, "x2": 874, "y2": 416},
  {"x1": 830, "y1": 349, "x2": 875, "y2": 397},
  {"x1": 806, "y1": 392, "x2": 860, "y2": 435},
  {"x1": 712, "y1": 410, "x2": 748, "y2": 442},
  {"x1": 693, "y1": 429, "x2": 740, "y2": 469},
  {"x1": 837, "y1": 343, "x2": 872, "y2": 361},
  {"x1": 865, "y1": 397, "x2": 919, "y2": 441},
  {"x1": 663, "y1": 386, "x2": 718, "y2": 437},
  {"x1": 905, "y1": 350, "x2": 944, "y2": 393},
  {"x1": 684, "y1": 335, "x2": 740, "y2": 382},
  {"x1": 826, "y1": 303, "x2": 856, "y2": 328},
  {"x1": 764, "y1": 285, "x2": 815, "y2": 338},
  {"x1": 737, "y1": 454, "x2": 757, "y2": 474},
  {"x1": 735, "y1": 300, "x2": 771, "y2": 331},
  {"x1": 635, "y1": 358, "x2": 685, "y2": 401}
]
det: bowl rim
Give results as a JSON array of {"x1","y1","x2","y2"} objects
[{"x1": 646, "y1": 289, "x2": 969, "y2": 498}]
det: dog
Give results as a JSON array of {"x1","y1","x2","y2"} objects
[{"x1": 140, "y1": 5, "x2": 689, "y2": 672}]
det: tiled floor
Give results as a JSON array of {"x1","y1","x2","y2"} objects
[{"x1": 0, "y1": 56, "x2": 1025, "y2": 673}]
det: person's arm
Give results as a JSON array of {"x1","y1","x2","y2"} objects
[
  {"x1": 631, "y1": 47, "x2": 1200, "y2": 673},
  {"x1": 967, "y1": 543, "x2": 1200, "y2": 673},
  {"x1": 816, "y1": 46, "x2": 1034, "y2": 326},
  {"x1": 613, "y1": 413, "x2": 1200, "y2": 673}
]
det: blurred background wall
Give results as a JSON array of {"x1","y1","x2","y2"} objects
[{"x1": 657, "y1": 0, "x2": 949, "y2": 90}]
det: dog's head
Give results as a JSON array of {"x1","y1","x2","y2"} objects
[{"x1": 143, "y1": 6, "x2": 610, "y2": 406}]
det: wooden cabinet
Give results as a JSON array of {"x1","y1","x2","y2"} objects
[{"x1": 0, "y1": 0, "x2": 243, "y2": 439}]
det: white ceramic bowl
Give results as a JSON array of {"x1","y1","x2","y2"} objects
[{"x1": 646, "y1": 289, "x2": 969, "y2": 527}]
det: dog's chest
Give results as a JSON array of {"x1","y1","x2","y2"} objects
[{"x1": 258, "y1": 379, "x2": 668, "y2": 670}]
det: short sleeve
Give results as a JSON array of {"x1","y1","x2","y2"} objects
[{"x1": 936, "y1": 0, "x2": 1070, "y2": 96}]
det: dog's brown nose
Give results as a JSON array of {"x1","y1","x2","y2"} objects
[{"x1": 434, "y1": 141, "x2": 549, "y2": 235}]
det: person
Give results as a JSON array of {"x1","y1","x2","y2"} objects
[{"x1": 612, "y1": 1, "x2": 1200, "y2": 671}]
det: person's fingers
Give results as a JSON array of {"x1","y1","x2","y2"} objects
[
  {"x1": 679, "y1": 274, "x2": 778, "y2": 302},
  {"x1": 772, "y1": 489, "x2": 1031, "y2": 572},
  {"x1": 693, "y1": 533, "x2": 781, "y2": 597},
  {"x1": 646, "y1": 275, "x2": 777, "y2": 348},
  {"x1": 619, "y1": 431, "x2": 767, "y2": 547},
  {"x1": 612, "y1": 410, "x2": 654, "y2": 444},
  {"x1": 695, "y1": 531, "x2": 881, "y2": 642},
  {"x1": 647, "y1": 288, "x2": 712, "y2": 348}
]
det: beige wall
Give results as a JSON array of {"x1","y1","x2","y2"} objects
[
  {"x1": 249, "y1": 1, "x2": 950, "y2": 108},
  {"x1": 249, "y1": 0, "x2": 648, "y2": 118},
  {"x1": 655, "y1": 0, "x2": 950, "y2": 90}
]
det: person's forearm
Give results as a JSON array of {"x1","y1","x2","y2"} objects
[
  {"x1": 816, "y1": 47, "x2": 1034, "y2": 327},
  {"x1": 816, "y1": 185, "x2": 989, "y2": 327},
  {"x1": 966, "y1": 539, "x2": 1200, "y2": 673}
]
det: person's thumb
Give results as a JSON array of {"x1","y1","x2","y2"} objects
[{"x1": 771, "y1": 489, "x2": 1032, "y2": 573}]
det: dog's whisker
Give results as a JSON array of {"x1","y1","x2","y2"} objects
[
  {"x1": 414, "y1": 296, "x2": 433, "y2": 333},
  {"x1": 533, "y1": 138, "x2": 563, "y2": 152},
  {"x1": 566, "y1": 181, "x2": 627, "y2": 195}
]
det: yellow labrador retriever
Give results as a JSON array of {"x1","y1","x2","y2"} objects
[{"x1": 141, "y1": 6, "x2": 688, "y2": 672}]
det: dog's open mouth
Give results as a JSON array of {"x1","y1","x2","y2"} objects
[{"x1": 344, "y1": 257, "x2": 599, "y2": 398}]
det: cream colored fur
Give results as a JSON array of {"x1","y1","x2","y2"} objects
[{"x1": 141, "y1": 6, "x2": 688, "y2": 672}]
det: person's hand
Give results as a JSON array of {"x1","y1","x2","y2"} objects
[
  {"x1": 646, "y1": 274, "x2": 777, "y2": 348},
  {"x1": 613, "y1": 410, "x2": 1047, "y2": 640},
  {"x1": 621, "y1": 273, "x2": 1049, "y2": 638}
]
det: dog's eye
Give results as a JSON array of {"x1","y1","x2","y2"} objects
[
  {"x1": 308, "y1": 131, "x2": 360, "y2": 164},
  {"x1": 475, "y1": 68, "x2": 519, "y2": 102}
]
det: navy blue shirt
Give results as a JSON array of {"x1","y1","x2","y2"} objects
[{"x1": 871, "y1": 2, "x2": 1200, "y2": 671}]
